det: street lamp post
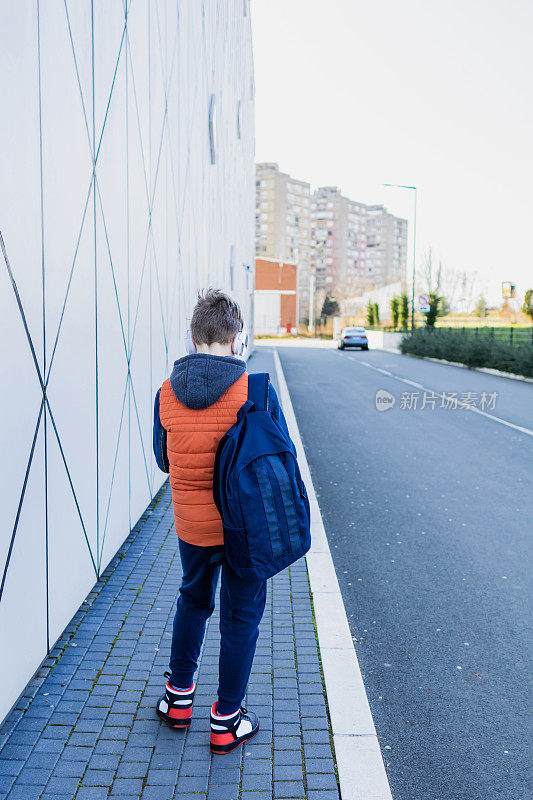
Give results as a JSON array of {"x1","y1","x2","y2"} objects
[
  {"x1": 308, "y1": 270, "x2": 316, "y2": 336},
  {"x1": 293, "y1": 245, "x2": 300, "y2": 334},
  {"x1": 384, "y1": 183, "x2": 417, "y2": 330}
]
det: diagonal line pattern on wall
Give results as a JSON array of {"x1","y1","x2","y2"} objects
[
  {"x1": 46, "y1": 5, "x2": 129, "y2": 391},
  {"x1": 61, "y1": 0, "x2": 161, "y2": 574},
  {"x1": 0, "y1": 233, "x2": 98, "y2": 599},
  {"x1": 0, "y1": 401, "x2": 45, "y2": 604},
  {"x1": 1, "y1": 1, "x2": 132, "y2": 606},
  {"x1": 0, "y1": 0, "x2": 255, "y2": 725},
  {"x1": 97, "y1": 373, "x2": 130, "y2": 573}
]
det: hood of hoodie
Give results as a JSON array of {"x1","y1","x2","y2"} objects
[{"x1": 169, "y1": 353, "x2": 246, "y2": 410}]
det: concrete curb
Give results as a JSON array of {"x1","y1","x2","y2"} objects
[{"x1": 273, "y1": 349, "x2": 394, "y2": 800}]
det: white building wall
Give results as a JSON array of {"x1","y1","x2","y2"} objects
[
  {"x1": 345, "y1": 281, "x2": 403, "y2": 320},
  {"x1": 0, "y1": 0, "x2": 255, "y2": 725},
  {"x1": 254, "y1": 291, "x2": 282, "y2": 335}
]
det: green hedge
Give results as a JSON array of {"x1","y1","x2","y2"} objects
[{"x1": 400, "y1": 328, "x2": 533, "y2": 378}]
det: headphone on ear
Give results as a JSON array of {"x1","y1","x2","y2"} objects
[
  {"x1": 184, "y1": 328, "x2": 196, "y2": 355},
  {"x1": 232, "y1": 325, "x2": 248, "y2": 359},
  {"x1": 184, "y1": 325, "x2": 248, "y2": 358}
]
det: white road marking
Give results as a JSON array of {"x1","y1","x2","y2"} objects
[
  {"x1": 398, "y1": 378, "x2": 424, "y2": 389},
  {"x1": 467, "y1": 405, "x2": 533, "y2": 435},
  {"x1": 273, "y1": 349, "x2": 393, "y2": 800},
  {"x1": 347, "y1": 355, "x2": 533, "y2": 438}
]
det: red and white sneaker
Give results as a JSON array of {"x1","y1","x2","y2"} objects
[
  {"x1": 156, "y1": 673, "x2": 195, "y2": 729},
  {"x1": 210, "y1": 702, "x2": 260, "y2": 754}
]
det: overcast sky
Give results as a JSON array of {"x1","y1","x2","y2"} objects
[{"x1": 251, "y1": 0, "x2": 533, "y2": 306}]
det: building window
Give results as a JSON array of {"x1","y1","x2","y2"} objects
[
  {"x1": 208, "y1": 94, "x2": 217, "y2": 164},
  {"x1": 229, "y1": 245, "x2": 235, "y2": 290}
]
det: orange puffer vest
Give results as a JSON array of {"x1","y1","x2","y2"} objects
[{"x1": 159, "y1": 372, "x2": 248, "y2": 546}]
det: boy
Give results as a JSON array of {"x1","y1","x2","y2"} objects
[{"x1": 152, "y1": 288, "x2": 289, "y2": 754}]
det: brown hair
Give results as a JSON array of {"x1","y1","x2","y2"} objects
[{"x1": 190, "y1": 288, "x2": 243, "y2": 346}]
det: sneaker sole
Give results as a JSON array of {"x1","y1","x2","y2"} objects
[
  {"x1": 156, "y1": 708, "x2": 191, "y2": 730},
  {"x1": 210, "y1": 723, "x2": 260, "y2": 754}
]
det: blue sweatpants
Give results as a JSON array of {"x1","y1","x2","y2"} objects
[{"x1": 169, "y1": 538, "x2": 267, "y2": 715}]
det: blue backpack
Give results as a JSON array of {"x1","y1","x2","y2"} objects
[{"x1": 213, "y1": 372, "x2": 311, "y2": 581}]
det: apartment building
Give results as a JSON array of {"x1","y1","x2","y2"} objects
[
  {"x1": 365, "y1": 205, "x2": 408, "y2": 286},
  {"x1": 255, "y1": 169, "x2": 408, "y2": 323},
  {"x1": 255, "y1": 163, "x2": 311, "y2": 320},
  {"x1": 310, "y1": 187, "x2": 367, "y2": 296},
  {"x1": 310, "y1": 188, "x2": 407, "y2": 299}
]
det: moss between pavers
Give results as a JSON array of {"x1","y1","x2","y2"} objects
[{"x1": 304, "y1": 561, "x2": 341, "y2": 795}]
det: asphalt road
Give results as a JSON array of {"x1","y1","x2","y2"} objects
[{"x1": 275, "y1": 344, "x2": 533, "y2": 800}]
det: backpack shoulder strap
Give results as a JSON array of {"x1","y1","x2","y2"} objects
[{"x1": 247, "y1": 372, "x2": 269, "y2": 412}]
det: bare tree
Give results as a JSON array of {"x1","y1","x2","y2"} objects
[
  {"x1": 419, "y1": 248, "x2": 479, "y2": 312},
  {"x1": 420, "y1": 248, "x2": 443, "y2": 293},
  {"x1": 459, "y1": 270, "x2": 479, "y2": 312},
  {"x1": 333, "y1": 272, "x2": 365, "y2": 317},
  {"x1": 422, "y1": 247, "x2": 434, "y2": 293},
  {"x1": 436, "y1": 260, "x2": 443, "y2": 293},
  {"x1": 440, "y1": 268, "x2": 463, "y2": 309}
]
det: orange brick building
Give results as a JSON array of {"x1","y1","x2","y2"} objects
[{"x1": 254, "y1": 258, "x2": 298, "y2": 335}]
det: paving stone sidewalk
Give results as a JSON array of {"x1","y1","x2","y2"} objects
[{"x1": 0, "y1": 353, "x2": 340, "y2": 800}]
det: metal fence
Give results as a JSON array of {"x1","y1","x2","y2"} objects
[
  {"x1": 435, "y1": 326, "x2": 533, "y2": 346},
  {"x1": 298, "y1": 319, "x2": 533, "y2": 346}
]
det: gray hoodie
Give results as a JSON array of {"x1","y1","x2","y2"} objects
[{"x1": 169, "y1": 353, "x2": 246, "y2": 410}]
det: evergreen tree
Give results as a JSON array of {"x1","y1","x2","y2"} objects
[
  {"x1": 474, "y1": 294, "x2": 487, "y2": 318},
  {"x1": 522, "y1": 289, "x2": 533, "y2": 319},
  {"x1": 366, "y1": 301, "x2": 374, "y2": 326},
  {"x1": 425, "y1": 292, "x2": 441, "y2": 327},
  {"x1": 321, "y1": 294, "x2": 340, "y2": 317},
  {"x1": 390, "y1": 296, "x2": 399, "y2": 328},
  {"x1": 399, "y1": 293, "x2": 409, "y2": 329}
]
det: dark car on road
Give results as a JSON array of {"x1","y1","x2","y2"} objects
[{"x1": 338, "y1": 326, "x2": 369, "y2": 350}]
